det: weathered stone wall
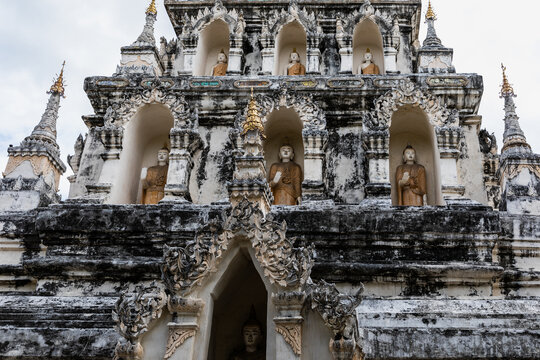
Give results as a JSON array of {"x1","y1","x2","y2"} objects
[{"x1": 0, "y1": 204, "x2": 539, "y2": 358}]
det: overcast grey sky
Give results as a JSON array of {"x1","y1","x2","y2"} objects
[{"x1": 0, "y1": 0, "x2": 539, "y2": 199}]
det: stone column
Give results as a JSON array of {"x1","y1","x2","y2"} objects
[
  {"x1": 362, "y1": 130, "x2": 391, "y2": 200},
  {"x1": 179, "y1": 35, "x2": 198, "y2": 75},
  {"x1": 337, "y1": 36, "x2": 353, "y2": 74},
  {"x1": 436, "y1": 127, "x2": 465, "y2": 200},
  {"x1": 306, "y1": 35, "x2": 321, "y2": 74},
  {"x1": 161, "y1": 128, "x2": 202, "y2": 203},
  {"x1": 87, "y1": 124, "x2": 124, "y2": 200},
  {"x1": 272, "y1": 292, "x2": 305, "y2": 360},
  {"x1": 383, "y1": 46, "x2": 398, "y2": 74},
  {"x1": 228, "y1": 35, "x2": 243, "y2": 75},
  {"x1": 302, "y1": 129, "x2": 328, "y2": 201},
  {"x1": 260, "y1": 33, "x2": 275, "y2": 75},
  {"x1": 164, "y1": 296, "x2": 204, "y2": 360}
]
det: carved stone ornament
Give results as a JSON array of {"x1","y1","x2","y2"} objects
[
  {"x1": 162, "y1": 219, "x2": 226, "y2": 295},
  {"x1": 335, "y1": 0, "x2": 392, "y2": 40},
  {"x1": 275, "y1": 322, "x2": 302, "y2": 356},
  {"x1": 183, "y1": 0, "x2": 241, "y2": 36},
  {"x1": 221, "y1": 197, "x2": 315, "y2": 288},
  {"x1": 161, "y1": 197, "x2": 314, "y2": 295},
  {"x1": 112, "y1": 283, "x2": 167, "y2": 360},
  {"x1": 164, "y1": 325, "x2": 198, "y2": 360},
  {"x1": 103, "y1": 88, "x2": 193, "y2": 129},
  {"x1": 372, "y1": 78, "x2": 453, "y2": 130},
  {"x1": 256, "y1": 88, "x2": 326, "y2": 132},
  {"x1": 505, "y1": 163, "x2": 540, "y2": 181},
  {"x1": 266, "y1": 0, "x2": 317, "y2": 35},
  {"x1": 309, "y1": 280, "x2": 364, "y2": 340}
]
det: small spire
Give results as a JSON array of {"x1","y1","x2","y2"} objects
[
  {"x1": 421, "y1": 0, "x2": 442, "y2": 48},
  {"x1": 500, "y1": 63, "x2": 515, "y2": 98},
  {"x1": 242, "y1": 89, "x2": 265, "y2": 138},
  {"x1": 146, "y1": 0, "x2": 157, "y2": 15},
  {"x1": 425, "y1": 0, "x2": 437, "y2": 21},
  {"x1": 49, "y1": 61, "x2": 66, "y2": 97}
]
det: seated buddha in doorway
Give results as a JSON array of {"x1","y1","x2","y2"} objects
[
  {"x1": 287, "y1": 48, "x2": 306, "y2": 76},
  {"x1": 359, "y1": 48, "x2": 380, "y2": 75}
]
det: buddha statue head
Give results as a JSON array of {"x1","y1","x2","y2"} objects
[
  {"x1": 364, "y1": 48, "x2": 373, "y2": 62},
  {"x1": 157, "y1": 145, "x2": 170, "y2": 166},
  {"x1": 241, "y1": 307, "x2": 263, "y2": 353},
  {"x1": 217, "y1": 49, "x2": 228, "y2": 64},
  {"x1": 402, "y1": 144, "x2": 417, "y2": 164},
  {"x1": 289, "y1": 48, "x2": 301, "y2": 64},
  {"x1": 278, "y1": 144, "x2": 294, "y2": 162}
]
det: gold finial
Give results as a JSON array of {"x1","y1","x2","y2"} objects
[
  {"x1": 425, "y1": 0, "x2": 437, "y2": 21},
  {"x1": 49, "y1": 61, "x2": 66, "y2": 96},
  {"x1": 242, "y1": 88, "x2": 266, "y2": 138},
  {"x1": 366, "y1": 48, "x2": 371, "y2": 53},
  {"x1": 500, "y1": 63, "x2": 515, "y2": 97},
  {"x1": 293, "y1": 48, "x2": 297, "y2": 53},
  {"x1": 146, "y1": 0, "x2": 157, "y2": 15}
]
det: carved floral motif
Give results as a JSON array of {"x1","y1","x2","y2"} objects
[
  {"x1": 161, "y1": 197, "x2": 314, "y2": 295},
  {"x1": 164, "y1": 327, "x2": 197, "y2": 360},
  {"x1": 112, "y1": 283, "x2": 167, "y2": 360},
  {"x1": 104, "y1": 88, "x2": 193, "y2": 129},
  {"x1": 256, "y1": 89, "x2": 326, "y2": 132},
  {"x1": 162, "y1": 220, "x2": 226, "y2": 295},
  {"x1": 276, "y1": 322, "x2": 302, "y2": 356},
  {"x1": 265, "y1": 0, "x2": 317, "y2": 35},
  {"x1": 309, "y1": 280, "x2": 364, "y2": 340},
  {"x1": 372, "y1": 78, "x2": 452, "y2": 130}
]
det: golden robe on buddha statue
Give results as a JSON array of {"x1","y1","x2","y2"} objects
[
  {"x1": 269, "y1": 145, "x2": 302, "y2": 206},
  {"x1": 360, "y1": 48, "x2": 381, "y2": 75},
  {"x1": 286, "y1": 49, "x2": 306, "y2": 76},
  {"x1": 212, "y1": 49, "x2": 228, "y2": 76},
  {"x1": 142, "y1": 147, "x2": 169, "y2": 205},
  {"x1": 396, "y1": 145, "x2": 427, "y2": 206}
]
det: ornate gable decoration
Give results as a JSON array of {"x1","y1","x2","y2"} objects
[
  {"x1": 339, "y1": 0, "x2": 392, "y2": 35},
  {"x1": 185, "y1": 0, "x2": 240, "y2": 35},
  {"x1": 161, "y1": 197, "x2": 314, "y2": 296},
  {"x1": 267, "y1": 0, "x2": 317, "y2": 35},
  {"x1": 372, "y1": 78, "x2": 453, "y2": 130},
  {"x1": 104, "y1": 87, "x2": 193, "y2": 129},
  {"x1": 255, "y1": 88, "x2": 327, "y2": 132}
]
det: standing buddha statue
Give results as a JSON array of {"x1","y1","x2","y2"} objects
[
  {"x1": 269, "y1": 144, "x2": 303, "y2": 205},
  {"x1": 396, "y1": 145, "x2": 427, "y2": 206},
  {"x1": 141, "y1": 146, "x2": 169, "y2": 204}
]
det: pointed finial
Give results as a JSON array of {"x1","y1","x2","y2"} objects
[
  {"x1": 146, "y1": 0, "x2": 157, "y2": 15},
  {"x1": 425, "y1": 0, "x2": 437, "y2": 21},
  {"x1": 242, "y1": 89, "x2": 265, "y2": 138},
  {"x1": 500, "y1": 63, "x2": 515, "y2": 98},
  {"x1": 49, "y1": 61, "x2": 66, "y2": 97}
]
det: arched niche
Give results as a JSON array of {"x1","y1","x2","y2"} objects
[
  {"x1": 274, "y1": 20, "x2": 307, "y2": 76},
  {"x1": 389, "y1": 106, "x2": 443, "y2": 206},
  {"x1": 109, "y1": 104, "x2": 174, "y2": 204},
  {"x1": 208, "y1": 249, "x2": 268, "y2": 360},
  {"x1": 193, "y1": 19, "x2": 230, "y2": 76},
  {"x1": 352, "y1": 19, "x2": 384, "y2": 75},
  {"x1": 263, "y1": 107, "x2": 305, "y2": 183}
]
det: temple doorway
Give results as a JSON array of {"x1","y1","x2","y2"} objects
[{"x1": 208, "y1": 249, "x2": 267, "y2": 360}]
